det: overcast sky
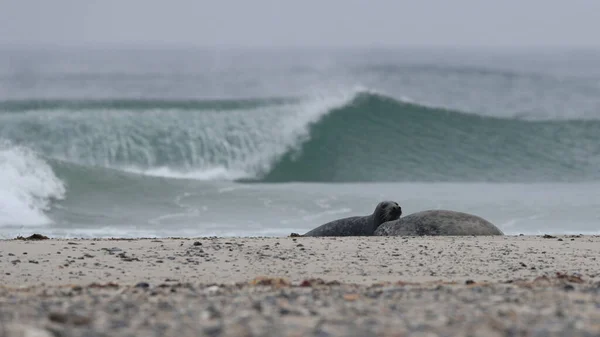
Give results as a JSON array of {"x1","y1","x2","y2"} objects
[{"x1": 1, "y1": 0, "x2": 599, "y2": 48}]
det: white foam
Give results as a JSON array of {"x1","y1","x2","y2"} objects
[
  {"x1": 111, "y1": 86, "x2": 367, "y2": 181},
  {"x1": 0, "y1": 86, "x2": 373, "y2": 182},
  {"x1": 0, "y1": 140, "x2": 66, "y2": 227},
  {"x1": 122, "y1": 165, "x2": 249, "y2": 181}
]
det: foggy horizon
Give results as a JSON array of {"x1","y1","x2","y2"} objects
[{"x1": 2, "y1": 1, "x2": 600, "y2": 49}]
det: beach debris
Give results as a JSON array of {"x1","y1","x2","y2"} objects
[
  {"x1": 343, "y1": 293, "x2": 360, "y2": 301},
  {"x1": 299, "y1": 278, "x2": 326, "y2": 287},
  {"x1": 115, "y1": 252, "x2": 141, "y2": 262},
  {"x1": 555, "y1": 272, "x2": 584, "y2": 283},
  {"x1": 298, "y1": 278, "x2": 341, "y2": 287},
  {"x1": 101, "y1": 247, "x2": 123, "y2": 254},
  {"x1": 88, "y1": 282, "x2": 119, "y2": 289},
  {"x1": 527, "y1": 273, "x2": 585, "y2": 288},
  {"x1": 48, "y1": 312, "x2": 92, "y2": 326},
  {"x1": 249, "y1": 276, "x2": 290, "y2": 287},
  {"x1": 204, "y1": 285, "x2": 221, "y2": 295},
  {"x1": 15, "y1": 233, "x2": 49, "y2": 240}
]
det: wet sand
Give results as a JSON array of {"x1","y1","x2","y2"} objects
[{"x1": 1, "y1": 235, "x2": 600, "y2": 336}]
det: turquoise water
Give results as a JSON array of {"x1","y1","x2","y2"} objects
[{"x1": 1, "y1": 48, "x2": 599, "y2": 237}]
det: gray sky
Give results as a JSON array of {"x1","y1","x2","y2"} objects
[{"x1": 1, "y1": 0, "x2": 600, "y2": 48}]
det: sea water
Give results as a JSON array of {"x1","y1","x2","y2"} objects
[{"x1": 1, "y1": 47, "x2": 599, "y2": 238}]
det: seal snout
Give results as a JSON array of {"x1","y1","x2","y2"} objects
[{"x1": 391, "y1": 203, "x2": 402, "y2": 218}]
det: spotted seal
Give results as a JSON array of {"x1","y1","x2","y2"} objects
[
  {"x1": 374, "y1": 210, "x2": 503, "y2": 236},
  {"x1": 303, "y1": 201, "x2": 402, "y2": 237}
]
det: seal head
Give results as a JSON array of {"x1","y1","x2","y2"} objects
[
  {"x1": 373, "y1": 201, "x2": 403, "y2": 228},
  {"x1": 303, "y1": 201, "x2": 402, "y2": 237}
]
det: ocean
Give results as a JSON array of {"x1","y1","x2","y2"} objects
[{"x1": 1, "y1": 47, "x2": 599, "y2": 238}]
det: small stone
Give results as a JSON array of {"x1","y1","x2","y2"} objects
[
  {"x1": 110, "y1": 320, "x2": 129, "y2": 329},
  {"x1": 4, "y1": 324, "x2": 53, "y2": 337},
  {"x1": 135, "y1": 282, "x2": 150, "y2": 289},
  {"x1": 48, "y1": 312, "x2": 92, "y2": 326},
  {"x1": 204, "y1": 285, "x2": 221, "y2": 295},
  {"x1": 193, "y1": 241, "x2": 202, "y2": 246},
  {"x1": 465, "y1": 280, "x2": 475, "y2": 285},
  {"x1": 343, "y1": 293, "x2": 359, "y2": 301},
  {"x1": 102, "y1": 247, "x2": 123, "y2": 254},
  {"x1": 203, "y1": 325, "x2": 222, "y2": 336}
]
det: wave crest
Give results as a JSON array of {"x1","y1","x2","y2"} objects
[{"x1": 2, "y1": 89, "x2": 600, "y2": 183}]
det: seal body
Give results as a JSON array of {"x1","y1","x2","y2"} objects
[
  {"x1": 374, "y1": 210, "x2": 503, "y2": 236},
  {"x1": 303, "y1": 201, "x2": 402, "y2": 237}
]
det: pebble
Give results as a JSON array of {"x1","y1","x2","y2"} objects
[
  {"x1": 135, "y1": 282, "x2": 150, "y2": 289},
  {"x1": 1, "y1": 275, "x2": 599, "y2": 337},
  {"x1": 2, "y1": 323, "x2": 54, "y2": 337}
]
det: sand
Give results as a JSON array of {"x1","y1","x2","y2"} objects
[{"x1": 1, "y1": 235, "x2": 600, "y2": 336}]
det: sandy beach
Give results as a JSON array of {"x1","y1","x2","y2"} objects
[{"x1": 1, "y1": 235, "x2": 600, "y2": 336}]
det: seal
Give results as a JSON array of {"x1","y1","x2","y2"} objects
[
  {"x1": 303, "y1": 201, "x2": 402, "y2": 237},
  {"x1": 374, "y1": 210, "x2": 503, "y2": 236}
]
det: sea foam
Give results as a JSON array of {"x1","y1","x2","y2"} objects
[{"x1": 0, "y1": 140, "x2": 65, "y2": 227}]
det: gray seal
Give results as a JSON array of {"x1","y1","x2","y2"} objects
[
  {"x1": 374, "y1": 210, "x2": 503, "y2": 236},
  {"x1": 303, "y1": 201, "x2": 402, "y2": 237}
]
